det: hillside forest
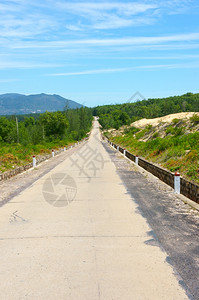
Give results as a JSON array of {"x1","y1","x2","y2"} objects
[
  {"x1": 93, "y1": 92, "x2": 199, "y2": 130},
  {"x1": 93, "y1": 93, "x2": 199, "y2": 184},
  {"x1": 0, "y1": 107, "x2": 92, "y2": 172}
]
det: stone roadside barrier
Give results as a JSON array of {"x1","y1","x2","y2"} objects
[{"x1": 106, "y1": 138, "x2": 199, "y2": 204}]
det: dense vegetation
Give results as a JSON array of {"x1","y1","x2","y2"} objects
[
  {"x1": 0, "y1": 107, "x2": 92, "y2": 172},
  {"x1": 108, "y1": 117, "x2": 199, "y2": 184},
  {"x1": 93, "y1": 92, "x2": 199, "y2": 129}
]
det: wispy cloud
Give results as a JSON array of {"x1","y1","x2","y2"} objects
[
  {"x1": 54, "y1": 1, "x2": 198, "y2": 31},
  {"x1": 100, "y1": 54, "x2": 199, "y2": 60},
  {"x1": 0, "y1": 78, "x2": 19, "y2": 83},
  {"x1": 0, "y1": 1, "x2": 57, "y2": 39},
  {"x1": 6, "y1": 32, "x2": 199, "y2": 49},
  {"x1": 0, "y1": 1, "x2": 197, "y2": 40},
  {"x1": 0, "y1": 61, "x2": 62, "y2": 69},
  {"x1": 57, "y1": 2, "x2": 157, "y2": 16},
  {"x1": 47, "y1": 67, "x2": 131, "y2": 76},
  {"x1": 46, "y1": 62, "x2": 199, "y2": 77},
  {"x1": 161, "y1": 0, "x2": 196, "y2": 15},
  {"x1": 56, "y1": 2, "x2": 158, "y2": 30}
]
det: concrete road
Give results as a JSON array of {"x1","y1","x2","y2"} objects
[{"x1": 0, "y1": 120, "x2": 189, "y2": 299}]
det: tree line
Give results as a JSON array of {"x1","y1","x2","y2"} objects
[
  {"x1": 92, "y1": 92, "x2": 199, "y2": 129},
  {"x1": 0, "y1": 107, "x2": 93, "y2": 145}
]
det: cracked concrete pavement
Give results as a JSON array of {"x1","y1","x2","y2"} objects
[{"x1": 0, "y1": 120, "x2": 191, "y2": 299}]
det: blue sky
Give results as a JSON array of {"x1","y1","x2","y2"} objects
[{"x1": 0, "y1": 0, "x2": 199, "y2": 107}]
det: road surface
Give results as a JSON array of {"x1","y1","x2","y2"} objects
[{"x1": 0, "y1": 120, "x2": 191, "y2": 299}]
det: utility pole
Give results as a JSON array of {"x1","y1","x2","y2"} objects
[
  {"x1": 42, "y1": 125, "x2": 45, "y2": 140},
  {"x1": 16, "y1": 116, "x2": 19, "y2": 143}
]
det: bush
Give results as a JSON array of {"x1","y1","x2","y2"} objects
[
  {"x1": 165, "y1": 126, "x2": 185, "y2": 136},
  {"x1": 190, "y1": 113, "x2": 199, "y2": 124},
  {"x1": 172, "y1": 118, "x2": 180, "y2": 124},
  {"x1": 152, "y1": 132, "x2": 159, "y2": 139},
  {"x1": 124, "y1": 126, "x2": 140, "y2": 135},
  {"x1": 146, "y1": 124, "x2": 152, "y2": 131},
  {"x1": 166, "y1": 126, "x2": 174, "y2": 135},
  {"x1": 174, "y1": 127, "x2": 185, "y2": 136}
]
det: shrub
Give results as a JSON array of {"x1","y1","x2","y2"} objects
[
  {"x1": 190, "y1": 113, "x2": 199, "y2": 124},
  {"x1": 152, "y1": 132, "x2": 159, "y2": 139},
  {"x1": 124, "y1": 126, "x2": 140, "y2": 135},
  {"x1": 165, "y1": 126, "x2": 185, "y2": 136},
  {"x1": 174, "y1": 127, "x2": 185, "y2": 136},
  {"x1": 172, "y1": 118, "x2": 180, "y2": 124},
  {"x1": 166, "y1": 126, "x2": 175, "y2": 135},
  {"x1": 146, "y1": 124, "x2": 152, "y2": 131}
]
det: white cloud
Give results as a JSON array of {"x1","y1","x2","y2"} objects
[
  {"x1": 6, "y1": 32, "x2": 199, "y2": 49},
  {"x1": 57, "y1": 2, "x2": 157, "y2": 15},
  {"x1": 160, "y1": 0, "x2": 195, "y2": 14},
  {"x1": 0, "y1": 1, "x2": 196, "y2": 41},
  {"x1": 47, "y1": 67, "x2": 131, "y2": 76},
  {"x1": 56, "y1": 2, "x2": 158, "y2": 30},
  {"x1": 0, "y1": 61, "x2": 62, "y2": 69},
  {"x1": 0, "y1": 1, "x2": 57, "y2": 39},
  {"x1": 101, "y1": 54, "x2": 199, "y2": 60},
  {"x1": 46, "y1": 62, "x2": 199, "y2": 77},
  {"x1": 66, "y1": 24, "x2": 83, "y2": 31},
  {"x1": 55, "y1": 1, "x2": 198, "y2": 31},
  {"x1": 0, "y1": 78, "x2": 19, "y2": 83}
]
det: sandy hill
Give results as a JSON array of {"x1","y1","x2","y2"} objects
[
  {"x1": 131, "y1": 112, "x2": 198, "y2": 128},
  {"x1": 107, "y1": 112, "x2": 199, "y2": 141}
]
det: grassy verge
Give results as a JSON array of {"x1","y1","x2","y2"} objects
[
  {"x1": 0, "y1": 139, "x2": 75, "y2": 173},
  {"x1": 110, "y1": 132, "x2": 199, "y2": 184}
]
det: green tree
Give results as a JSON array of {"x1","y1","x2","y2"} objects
[
  {"x1": 39, "y1": 111, "x2": 69, "y2": 140},
  {"x1": 24, "y1": 116, "x2": 35, "y2": 128},
  {"x1": 0, "y1": 117, "x2": 15, "y2": 142}
]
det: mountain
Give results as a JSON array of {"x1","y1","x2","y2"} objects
[{"x1": 0, "y1": 93, "x2": 83, "y2": 115}]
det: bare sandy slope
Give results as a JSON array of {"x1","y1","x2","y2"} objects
[{"x1": 132, "y1": 112, "x2": 199, "y2": 128}]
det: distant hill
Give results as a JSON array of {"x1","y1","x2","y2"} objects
[{"x1": 0, "y1": 93, "x2": 83, "y2": 115}]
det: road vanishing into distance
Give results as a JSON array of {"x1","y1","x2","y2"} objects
[{"x1": 0, "y1": 119, "x2": 198, "y2": 299}]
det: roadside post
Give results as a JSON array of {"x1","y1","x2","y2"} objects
[
  {"x1": 135, "y1": 155, "x2": 139, "y2": 165},
  {"x1": 52, "y1": 150, "x2": 55, "y2": 157},
  {"x1": 174, "y1": 172, "x2": 181, "y2": 194},
  {"x1": 32, "y1": 155, "x2": 36, "y2": 168}
]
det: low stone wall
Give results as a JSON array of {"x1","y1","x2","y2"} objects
[
  {"x1": 126, "y1": 151, "x2": 136, "y2": 162},
  {"x1": 138, "y1": 157, "x2": 174, "y2": 189},
  {"x1": 107, "y1": 139, "x2": 199, "y2": 204},
  {"x1": 0, "y1": 137, "x2": 89, "y2": 182},
  {"x1": 180, "y1": 178, "x2": 199, "y2": 203},
  {"x1": 0, "y1": 150, "x2": 58, "y2": 182}
]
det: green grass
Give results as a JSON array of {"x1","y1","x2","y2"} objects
[
  {"x1": 110, "y1": 132, "x2": 199, "y2": 184},
  {"x1": 0, "y1": 138, "x2": 75, "y2": 173}
]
